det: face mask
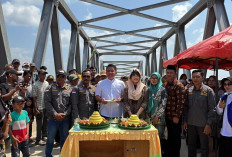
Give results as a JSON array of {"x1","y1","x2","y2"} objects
[{"x1": 23, "y1": 68, "x2": 30, "y2": 71}]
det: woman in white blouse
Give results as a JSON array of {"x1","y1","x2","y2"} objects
[{"x1": 216, "y1": 77, "x2": 232, "y2": 157}]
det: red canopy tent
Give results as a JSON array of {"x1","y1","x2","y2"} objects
[
  {"x1": 163, "y1": 25, "x2": 232, "y2": 101},
  {"x1": 163, "y1": 56, "x2": 177, "y2": 68},
  {"x1": 163, "y1": 25, "x2": 232, "y2": 70}
]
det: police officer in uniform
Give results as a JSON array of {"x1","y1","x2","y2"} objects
[
  {"x1": 44, "y1": 69, "x2": 71, "y2": 157},
  {"x1": 183, "y1": 70, "x2": 216, "y2": 157},
  {"x1": 71, "y1": 70, "x2": 97, "y2": 121}
]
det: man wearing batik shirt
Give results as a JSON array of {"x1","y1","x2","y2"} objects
[{"x1": 165, "y1": 65, "x2": 186, "y2": 157}]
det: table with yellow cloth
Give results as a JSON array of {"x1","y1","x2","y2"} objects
[{"x1": 60, "y1": 123, "x2": 161, "y2": 157}]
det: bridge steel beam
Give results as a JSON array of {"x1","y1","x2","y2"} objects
[
  {"x1": 33, "y1": 0, "x2": 54, "y2": 69},
  {"x1": 173, "y1": 34, "x2": 180, "y2": 57},
  {"x1": 99, "y1": 52, "x2": 145, "y2": 56},
  {"x1": 82, "y1": 41, "x2": 89, "y2": 71},
  {"x1": 147, "y1": 0, "x2": 207, "y2": 56},
  {"x1": 67, "y1": 25, "x2": 78, "y2": 72},
  {"x1": 145, "y1": 54, "x2": 150, "y2": 76},
  {"x1": 202, "y1": 6, "x2": 216, "y2": 77},
  {"x1": 139, "y1": 61, "x2": 143, "y2": 75},
  {"x1": 0, "y1": 0, "x2": 11, "y2": 73},
  {"x1": 91, "y1": 33, "x2": 159, "y2": 40},
  {"x1": 151, "y1": 49, "x2": 157, "y2": 73},
  {"x1": 100, "y1": 60, "x2": 104, "y2": 71},
  {"x1": 75, "y1": 30, "x2": 81, "y2": 74},
  {"x1": 95, "y1": 53, "x2": 99, "y2": 72},
  {"x1": 213, "y1": 0, "x2": 229, "y2": 32},
  {"x1": 213, "y1": 0, "x2": 231, "y2": 76},
  {"x1": 92, "y1": 39, "x2": 155, "y2": 45},
  {"x1": 98, "y1": 48, "x2": 149, "y2": 52},
  {"x1": 176, "y1": 26, "x2": 191, "y2": 79},
  {"x1": 159, "y1": 42, "x2": 168, "y2": 75},
  {"x1": 59, "y1": 0, "x2": 99, "y2": 53},
  {"x1": 79, "y1": 0, "x2": 186, "y2": 25},
  {"x1": 51, "y1": 5, "x2": 63, "y2": 72}
]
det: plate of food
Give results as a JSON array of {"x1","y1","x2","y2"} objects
[
  {"x1": 110, "y1": 117, "x2": 119, "y2": 124},
  {"x1": 118, "y1": 115, "x2": 151, "y2": 130},
  {"x1": 78, "y1": 111, "x2": 110, "y2": 129},
  {"x1": 105, "y1": 99, "x2": 117, "y2": 102}
]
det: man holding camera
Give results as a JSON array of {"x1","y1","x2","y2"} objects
[{"x1": 0, "y1": 69, "x2": 23, "y2": 112}]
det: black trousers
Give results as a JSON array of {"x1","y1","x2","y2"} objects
[
  {"x1": 218, "y1": 135, "x2": 232, "y2": 157},
  {"x1": 166, "y1": 118, "x2": 182, "y2": 157},
  {"x1": 187, "y1": 125, "x2": 209, "y2": 157}
]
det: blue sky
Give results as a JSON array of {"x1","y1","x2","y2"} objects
[{"x1": 2, "y1": 0, "x2": 232, "y2": 79}]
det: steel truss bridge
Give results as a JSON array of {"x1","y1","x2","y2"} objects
[{"x1": 0, "y1": 0, "x2": 230, "y2": 78}]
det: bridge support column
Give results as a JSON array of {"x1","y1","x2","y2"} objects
[
  {"x1": 0, "y1": 0, "x2": 11, "y2": 74},
  {"x1": 159, "y1": 42, "x2": 168, "y2": 76},
  {"x1": 176, "y1": 26, "x2": 191, "y2": 79},
  {"x1": 213, "y1": 0, "x2": 231, "y2": 76},
  {"x1": 82, "y1": 41, "x2": 89, "y2": 71},
  {"x1": 33, "y1": 0, "x2": 54, "y2": 69},
  {"x1": 145, "y1": 54, "x2": 150, "y2": 76},
  {"x1": 96, "y1": 53, "x2": 99, "y2": 72},
  {"x1": 67, "y1": 25, "x2": 78, "y2": 72},
  {"x1": 202, "y1": 6, "x2": 216, "y2": 77},
  {"x1": 75, "y1": 30, "x2": 81, "y2": 74},
  {"x1": 51, "y1": 5, "x2": 63, "y2": 72},
  {"x1": 151, "y1": 49, "x2": 157, "y2": 73}
]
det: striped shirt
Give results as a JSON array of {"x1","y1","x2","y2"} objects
[
  {"x1": 10, "y1": 110, "x2": 30, "y2": 143},
  {"x1": 32, "y1": 80, "x2": 49, "y2": 110}
]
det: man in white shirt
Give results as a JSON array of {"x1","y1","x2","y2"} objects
[{"x1": 95, "y1": 64, "x2": 125, "y2": 118}]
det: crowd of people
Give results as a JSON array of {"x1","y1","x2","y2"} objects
[{"x1": 0, "y1": 59, "x2": 231, "y2": 157}]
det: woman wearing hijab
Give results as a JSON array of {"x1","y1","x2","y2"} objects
[
  {"x1": 147, "y1": 72, "x2": 167, "y2": 138},
  {"x1": 123, "y1": 69, "x2": 148, "y2": 119}
]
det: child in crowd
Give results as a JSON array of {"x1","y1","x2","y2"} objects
[
  {"x1": 9, "y1": 96, "x2": 30, "y2": 157},
  {"x1": 23, "y1": 98, "x2": 34, "y2": 142}
]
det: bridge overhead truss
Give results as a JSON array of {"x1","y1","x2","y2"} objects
[{"x1": 0, "y1": 0, "x2": 230, "y2": 76}]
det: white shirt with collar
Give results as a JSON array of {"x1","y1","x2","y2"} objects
[
  {"x1": 95, "y1": 78, "x2": 125, "y2": 118},
  {"x1": 217, "y1": 94, "x2": 232, "y2": 137}
]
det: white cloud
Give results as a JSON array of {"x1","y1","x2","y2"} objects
[
  {"x1": 172, "y1": 2, "x2": 192, "y2": 22},
  {"x1": 11, "y1": 47, "x2": 32, "y2": 63},
  {"x1": 11, "y1": 0, "x2": 43, "y2": 6},
  {"x1": 187, "y1": 28, "x2": 204, "y2": 47},
  {"x1": 60, "y1": 29, "x2": 71, "y2": 48},
  {"x1": 85, "y1": 12, "x2": 92, "y2": 20},
  {"x1": 2, "y1": 1, "x2": 41, "y2": 27},
  {"x1": 85, "y1": 29, "x2": 111, "y2": 37}
]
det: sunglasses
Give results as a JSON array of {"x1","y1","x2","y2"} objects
[
  {"x1": 82, "y1": 75, "x2": 91, "y2": 78},
  {"x1": 57, "y1": 75, "x2": 65, "y2": 78},
  {"x1": 224, "y1": 83, "x2": 232, "y2": 86}
]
